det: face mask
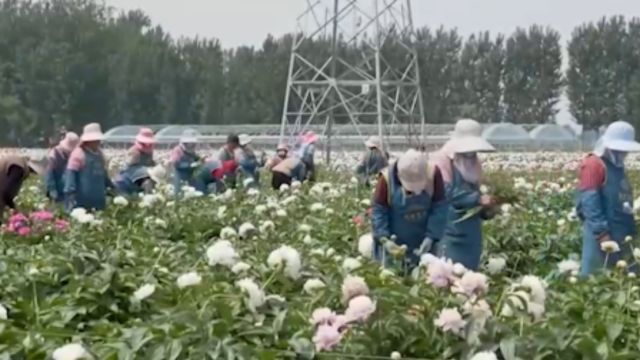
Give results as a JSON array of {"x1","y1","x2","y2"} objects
[{"x1": 183, "y1": 143, "x2": 196, "y2": 153}]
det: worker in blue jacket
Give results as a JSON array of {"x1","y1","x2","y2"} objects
[
  {"x1": 64, "y1": 123, "x2": 113, "y2": 211},
  {"x1": 577, "y1": 121, "x2": 640, "y2": 276},
  {"x1": 171, "y1": 129, "x2": 202, "y2": 196},
  {"x1": 236, "y1": 134, "x2": 260, "y2": 188},
  {"x1": 113, "y1": 165, "x2": 166, "y2": 197},
  {"x1": 433, "y1": 119, "x2": 497, "y2": 271},
  {"x1": 371, "y1": 149, "x2": 447, "y2": 269},
  {"x1": 356, "y1": 136, "x2": 388, "y2": 187},
  {"x1": 45, "y1": 132, "x2": 79, "y2": 202}
]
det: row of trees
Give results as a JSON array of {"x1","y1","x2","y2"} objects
[{"x1": 0, "y1": 0, "x2": 638, "y2": 145}]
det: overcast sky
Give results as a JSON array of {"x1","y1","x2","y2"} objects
[{"x1": 105, "y1": 0, "x2": 640, "y2": 48}]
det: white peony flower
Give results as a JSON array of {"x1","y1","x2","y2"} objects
[
  {"x1": 279, "y1": 184, "x2": 290, "y2": 192},
  {"x1": 357, "y1": 234, "x2": 374, "y2": 258},
  {"x1": 486, "y1": 257, "x2": 506, "y2": 275},
  {"x1": 220, "y1": 226, "x2": 237, "y2": 239},
  {"x1": 113, "y1": 196, "x2": 129, "y2": 206},
  {"x1": 360, "y1": 199, "x2": 371, "y2": 207},
  {"x1": 236, "y1": 278, "x2": 265, "y2": 311},
  {"x1": 0, "y1": 303, "x2": 7, "y2": 319},
  {"x1": 275, "y1": 209, "x2": 287, "y2": 217},
  {"x1": 267, "y1": 245, "x2": 302, "y2": 279},
  {"x1": 206, "y1": 240, "x2": 238, "y2": 268},
  {"x1": 231, "y1": 262, "x2": 251, "y2": 274},
  {"x1": 616, "y1": 260, "x2": 628, "y2": 269},
  {"x1": 303, "y1": 278, "x2": 326, "y2": 294},
  {"x1": 302, "y1": 234, "x2": 313, "y2": 244},
  {"x1": 176, "y1": 272, "x2": 202, "y2": 289},
  {"x1": 341, "y1": 275, "x2": 369, "y2": 302},
  {"x1": 600, "y1": 241, "x2": 620, "y2": 253},
  {"x1": 282, "y1": 195, "x2": 297, "y2": 206},
  {"x1": 238, "y1": 222, "x2": 256, "y2": 238},
  {"x1": 557, "y1": 259, "x2": 580, "y2": 274},
  {"x1": 520, "y1": 275, "x2": 546, "y2": 305},
  {"x1": 291, "y1": 180, "x2": 302, "y2": 189},
  {"x1": 452, "y1": 263, "x2": 467, "y2": 277},
  {"x1": 569, "y1": 276, "x2": 578, "y2": 284},
  {"x1": 633, "y1": 248, "x2": 640, "y2": 261},
  {"x1": 390, "y1": 351, "x2": 402, "y2": 360},
  {"x1": 133, "y1": 284, "x2": 155, "y2": 301},
  {"x1": 52, "y1": 343, "x2": 91, "y2": 360},
  {"x1": 342, "y1": 257, "x2": 362, "y2": 272},
  {"x1": 255, "y1": 204, "x2": 267, "y2": 214},
  {"x1": 470, "y1": 351, "x2": 497, "y2": 360},
  {"x1": 259, "y1": 220, "x2": 275, "y2": 233},
  {"x1": 310, "y1": 202, "x2": 325, "y2": 212},
  {"x1": 298, "y1": 224, "x2": 312, "y2": 232}
]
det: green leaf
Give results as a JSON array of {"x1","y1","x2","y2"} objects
[
  {"x1": 289, "y1": 338, "x2": 314, "y2": 359},
  {"x1": 607, "y1": 323, "x2": 624, "y2": 342},
  {"x1": 500, "y1": 337, "x2": 517, "y2": 360},
  {"x1": 168, "y1": 340, "x2": 183, "y2": 360}
]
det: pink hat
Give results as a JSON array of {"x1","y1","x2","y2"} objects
[
  {"x1": 302, "y1": 131, "x2": 319, "y2": 144},
  {"x1": 60, "y1": 132, "x2": 80, "y2": 151},
  {"x1": 80, "y1": 123, "x2": 104, "y2": 142},
  {"x1": 276, "y1": 143, "x2": 289, "y2": 151},
  {"x1": 136, "y1": 128, "x2": 156, "y2": 144}
]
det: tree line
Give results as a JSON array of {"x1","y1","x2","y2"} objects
[{"x1": 0, "y1": 0, "x2": 637, "y2": 145}]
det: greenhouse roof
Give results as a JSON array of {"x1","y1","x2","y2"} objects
[
  {"x1": 482, "y1": 123, "x2": 531, "y2": 142},
  {"x1": 530, "y1": 124, "x2": 576, "y2": 141}
]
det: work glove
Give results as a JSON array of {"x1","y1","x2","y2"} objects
[
  {"x1": 382, "y1": 236, "x2": 407, "y2": 259},
  {"x1": 190, "y1": 162, "x2": 200, "y2": 168}
]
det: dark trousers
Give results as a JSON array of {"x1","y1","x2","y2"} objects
[{"x1": 271, "y1": 171, "x2": 292, "y2": 190}]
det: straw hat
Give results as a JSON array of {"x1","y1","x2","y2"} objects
[
  {"x1": 180, "y1": 129, "x2": 200, "y2": 144},
  {"x1": 60, "y1": 132, "x2": 80, "y2": 151},
  {"x1": 80, "y1": 123, "x2": 104, "y2": 142},
  {"x1": 443, "y1": 119, "x2": 495, "y2": 155},
  {"x1": 396, "y1": 149, "x2": 429, "y2": 193},
  {"x1": 594, "y1": 121, "x2": 640, "y2": 155},
  {"x1": 136, "y1": 128, "x2": 156, "y2": 144},
  {"x1": 27, "y1": 158, "x2": 45, "y2": 175},
  {"x1": 238, "y1": 134, "x2": 253, "y2": 147},
  {"x1": 147, "y1": 165, "x2": 166, "y2": 183},
  {"x1": 365, "y1": 136, "x2": 382, "y2": 149}
]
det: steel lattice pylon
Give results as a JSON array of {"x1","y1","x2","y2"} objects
[{"x1": 279, "y1": 0, "x2": 426, "y2": 162}]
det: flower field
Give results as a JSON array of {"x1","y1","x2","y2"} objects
[{"x1": 2, "y1": 150, "x2": 640, "y2": 359}]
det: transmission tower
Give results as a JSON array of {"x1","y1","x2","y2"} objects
[{"x1": 279, "y1": 0, "x2": 426, "y2": 163}]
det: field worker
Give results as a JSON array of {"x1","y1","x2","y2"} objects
[
  {"x1": 218, "y1": 134, "x2": 240, "y2": 188},
  {"x1": 271, "y1": 156, "x2": 306, "y2": 190},
  {"x1": 64, "y1": 123, "x2": 113, "y2": 212},
  {"x1": 297, "y1": 130, "x2": 318, "y2": 182},
  {"x1": 114, "y1": 165, "x2": 166, "y2": 197},
  {"x1": 126, "y1": 127, "x2": 156, "y2": 168},
  {"x1": 45, "y1": 132, "x2": 79, "y2": 202},
  {"x1": 170, "y1": 129, "x2": 202, "y2": 195},
  {"x1": 0, "y1": 155, "x2": 43, "y2": 220},
  {"x1": 266, "y1": 143, "x2": 289, "y2": 170},
  {"x1": 356, "y1": 136, "x2": 388, "y2": 187},
  {"x1": 577, "y1": 121, "x2": 640, "y2": 276},
  {"x1": 371, "y1": 149, "x2": 446, "y2": 269},
  {"x1": 431, "y1": 119, "x2": 497, "y2": 271},
  {"x1": 193, "y1": 159, "x2": 238, "y2": 195},
  {"x1": 235, "y1": 134, "x2": 260, "y2": 188}
]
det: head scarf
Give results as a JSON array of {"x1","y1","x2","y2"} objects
[{"x1": 453, "y1": 152, "x2": 482, "y2": 184}]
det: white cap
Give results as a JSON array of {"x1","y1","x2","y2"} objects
[
  {"x1": 443, "y1": 119, "x2": 495, "y2": 156},
  {"x1": 396, "y1": 149, "x2": 429, "y2": 193},
  {"x1": 180, "y1": 129, "x2": 200, "y2": 144},
  {"x1": 365, "y1": 136, "x2": 382, "y2": 149},
  {"x1": 238, "y1": 134, "x2": 252, "y2": 146},
  {"x1": 594, "y1": 121, "x2": 640, "y2": 155},
  {"x1": 80, "y1": 123, "x2": 104, "y2": 142}
]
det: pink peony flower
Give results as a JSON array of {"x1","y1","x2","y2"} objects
[
  {"x1": 434, "y1": 308, "x2": 467, "y2": 336},
  {"x1": 427, "y1": 258, "x2": 455, "y2": 288},
  {"x1": 17, "y1": 226, "x2": 31, "y2": 236},
  {"x1": 312, "y1": 324, "x2": 343, "y2": 351},
  {"x1": 453, "y1": 271, "x2": 488, "y2": 297},
  {"x1": 345, "y1": 295, "x2": 376, "y2": 322},
  {"x1": 8, "y1": 213, "x2": 28, "y2": 224},
  {"x1": 310, "y1": 308, "x2": 337, "y2": 326},
  {"x1": 54, "y1": 219, "x2": 70, "y2": 231},
  {"x1": 30, "y1": 210, "x2": 54, "y2": 222}
]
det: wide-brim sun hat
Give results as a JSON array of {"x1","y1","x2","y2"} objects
[
  {"x1": 276, "y1": 142, "x2": 289, "y2": 151},
  {"x1": 238, "y1": 134, "x2": 252, "y2": 146},
  {"x1": 60, "y1": 132, "x2": 80, "y2": 150},
  {"x1": 303, "y1": 131, "x2": 319, "y2": 144},
  {"x1": 365, "y1": 136, "x2": 381, "y2": 149},
  {"x1": 598, "y1": 121, "x2": 640, "y2": 153},
  {"x1": 80, "y1": 122, "x2": 104, "y2": 142},
  {"x1": 147, "y1": 165, "x2": 166, "y2": 183},
  {"x1": 446, "y1": 119, "x2": 495, "y2": 155},
  {"x1": 180, "y1": 129, "x2": 200, "y2": 144},
  {"x1": 396, "y1": 149, "x2": 429, "y2": 193},
  {"x1": 136, "y1": 128, "x2": 156, "y2": 144}
]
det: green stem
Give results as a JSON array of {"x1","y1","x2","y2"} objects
[{"x1": 32, "y1": 281, "x2": 40, "y2": 327}]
